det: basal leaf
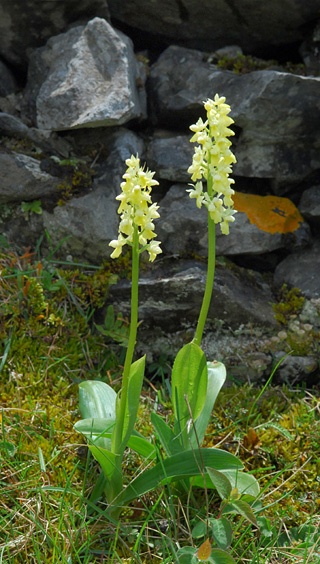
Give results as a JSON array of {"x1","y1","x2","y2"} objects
[
  {"x1": 151, "y1": 412, "x2": 182, "y2": 456},
  {"x1": 190, "y1": 361, "x2": 226, "y2": 449},
  {"x1": 171, "y1": 343, "x2": 207, "y2": 448},
  {"x1": 112, "y1": 448, "x2": 242, "y2": 508},
  {"x1": 119, "y1": 355, "x2": 145, "y2": 452},
  {"x1": 79, "y1": 380, "x2": 116, "y2": 420}
]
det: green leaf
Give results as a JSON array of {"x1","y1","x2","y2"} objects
[
  {"x1": 257, "y1": 516, "x2": 273, "y2": 538},
  {"x1": 118, "y1": 355, "x2": 145, "y2": 453},
  {"x1": 190, "y1": 361, "x2": 226, "y2": 448},
  {"x1": 193, "y1": 469, "x2": 260, "y2": 497},
  {"x1": 191, "y1": 520, "x2": 207, "y2": 539},
  {"x1": 126, "y1": 435, "x2": 156, "y2": 460},
  {"x1": 113, "y1": 447, "x2": 242, "y2": 508},
  {"x1": 211, "y1": 517, "x2": 232, "y2": 550},
  {"x1": 151, "y1": 412, "x2": 182, "y2": 456},
  {"x1": 172, "y1": 343, "x2": 208, "y2": 448},
  {"x1": 206, "y1": 467, "x2": 232, "y2": 500},
  {"x1": 75, "y1": 418, "x2": 156, "y2": 459},
  {"x1": 208, "y1": 548, "x2": 236, "y2": 564},
  {"x1": 79, "y1": 380, "x2": 116, "y2": 420},
  {"x1": 78, "y1": 381, "x2": 116, "y2": 450},
  {"x1": 177, "y1": 547, "x2": 198, "y2": 564},
  {"x1": 89, "y1": 445, "x2": 122, "y2": 503},
  {"x1": 89, "y1": 445, "x2": 119, "y2": 481},
  {"x1": 221, "y1": 500, "x2": 258, "y2": 527}
]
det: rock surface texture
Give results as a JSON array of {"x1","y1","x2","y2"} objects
[{"x1": 0, "y1": 5, "x2": 320, "y2": 383}]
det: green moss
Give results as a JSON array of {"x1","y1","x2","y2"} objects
[
  {"x1": 272, "y1": 284, "x2": 305, "y2": 325},
  {"x1": 56, "y1": 159, "x2": 95, "y2": 206},
  {"x1": 216, "y1": 53, "x2": 306, "y2": 75}
]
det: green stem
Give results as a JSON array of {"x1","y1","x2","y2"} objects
[
  {"x1": 112, "y1": 225, "x2": 140, "y2": 455},
  {"x1": 193, "y1": 171, "x2": 216, "y2": 347}
]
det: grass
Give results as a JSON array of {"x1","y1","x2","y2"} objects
[{"x1": 1, "y1": 246, "x2": 320, "y2": 563}]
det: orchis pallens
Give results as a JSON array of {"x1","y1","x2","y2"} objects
[
  {"x1": 109, "y1": 155, "x2": 162, "y2": 262},
  {"x1": 187, "y1": 95, "x2": 237, "y2": 235}
]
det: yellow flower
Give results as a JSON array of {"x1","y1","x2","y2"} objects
[
  {"x1": 110, "y1": 156, "x2": 162, "y2": 261},
  {"x1": 188, "y1": 95, "x2": 237, "y2": 235}
]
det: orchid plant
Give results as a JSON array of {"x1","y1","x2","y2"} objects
[{"x1": 74, "y1": 96, "x2": 260, "y2": 541}]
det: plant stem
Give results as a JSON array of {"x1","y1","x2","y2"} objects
[
  {"x1": 112, "y1": 225, "x2": 140, "y2": 455},
  {"x1": 193, "y1": 171, "x2": 216, "y2": 347}
]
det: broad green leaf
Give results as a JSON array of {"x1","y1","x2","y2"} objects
[
  {"x1": 211, "y1": 517, "x2": 232, "y2": 550},
  {"x1": 177, "y1": 547, "x2": 198, "y2": 564},
  {"x1": 221, "y1": 500, "x2": 258, "y2": 527},
  {"x1": 223, "y1": 470, "x2": 260, "y2": 497},
  {"x1": 79, "y1": 380, "x2": 116, "y2": 420},
  {"x1": 74, "y1": 417, "x2": 115, "y2": 449},
  {"x1": 112, "y1": 447, "x2": 242, "y2": 508},
  {"x1": 118, "y1": 355, "x2": 145, "y2": 452},
  {"x1": 89, "y1": 445, "x2": 120, "y2": 481},
  {"x1": 193, "y1": 469, "x2": 260, "y2": 497},
  {"x1": 190, "y1": 361, "x2": 226, "y2": 448},
  {"x1": 191, "y1": 520, "x2": 207, "y2": 539},
  {"x1": 126, "y1": 435, "x2": 156, "y2": 460},
  {"x1": 151, "y1": 412, "x2": 182, "y2": 456},
  {"x1": 171, "y1": 343, "x2": 207, "y2": 448},
  {"x1": 208, "y1": 548, "x2": 236, "y2": 564},
  {"x1": 206, "y1": 467, "x2": 232, "y2": 500},
  {"x1": 74, "y1": 418, "x2": 156, "y2": 459},
  {"x1": 89, "y1": 445, "x2": 122, "y2": 503}
]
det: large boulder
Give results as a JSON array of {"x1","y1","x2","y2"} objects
[
  {"x1": 149, "y1": 45, "x2": 320, "y2": 193},
  {"x1": 107, "y1": 0, "x2": 320, "y2": 55},
  {"x1": 22, "y1": 18, "x2": 147, "y2": 130},
  {"x1": 109, "y1": 259, "x2": 277, "y2": 330},
  {"x1": 157, "y1": 184, "x2": 311, "y2": 258}
]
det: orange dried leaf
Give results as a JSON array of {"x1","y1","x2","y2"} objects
[
  {"x1": 197, "y1": 538, "x2": 212, "y2": 561},
  {"x1": 232, "y1": 192, "x2": 304, "y2": 234}
]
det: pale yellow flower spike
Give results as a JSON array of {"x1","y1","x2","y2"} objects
[
  {"x1": 109, "y1": 156, "x2": 162, "y2": 262},
  {"x1": 187, "y1": 95, "x2": 237, "y2": 235}
]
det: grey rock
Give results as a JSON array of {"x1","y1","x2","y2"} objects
[
  {"x1": 299, "y1": 185, "x2": 320, "y2": 224},
  {"x1": 43, "y1": 186, "x2": 120, "y2": 263},
  {"x1": 0, "y1": 0, "x2": 110, "y2": 67},
  {"x1": 42, "y1": 129, "x2": 144, "y2": 262},
  {"x1": 22, "y1": 18, "x2": 147, "y2": 131},
  {"x1": 157, "y1": 184, "x2": 311, "y2": 257},
  {"x1": 0, "y1": 112, "x2": 73, "y2": 158},
  {"x1": 274, "y1": 240, "x2": 320, "y2": 299},
  {"x1": 149, "y1": 45, "x2": 320, "y2": 191},
  {"x1": 109, "y1": 259, "x2": 277, "y2": 331},
  {"x1": 273, "y1": 351, "x2": 319, "y2": 384},
  {"x1": 0, "y1": 113, "x2": 30, "y2": 138},
  {"x1": 0, "y1": 151, "x2": 61, "y2": 203},
  {"x1": 107, "y1": 0, "x2": 320, "y2": 54},
  {"x1": 146, "y1": 133, "x2": 194, "y2": 183},
  {"x1": 0, "y1": 60, "x2": 18, "y2": 96}
]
